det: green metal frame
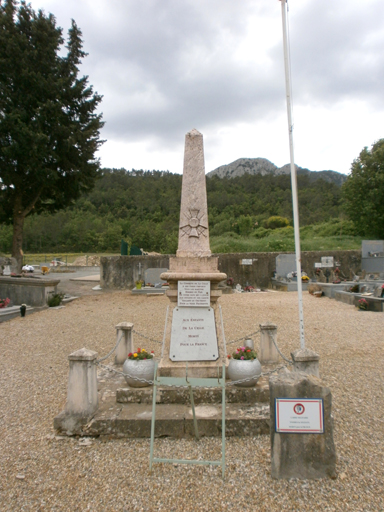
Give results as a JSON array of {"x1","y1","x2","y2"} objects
[{"x1": 149, "y1": 362, "x2": 226, "y2": 479}]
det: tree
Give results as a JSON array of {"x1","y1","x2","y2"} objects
[
  {"x1": 0, "y1": 0, "x2": 104, "y2": 268},
  {"x1": 342, "y1": 139, "x2": 384, "y2": 237}
]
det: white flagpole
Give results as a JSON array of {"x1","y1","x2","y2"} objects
[{"x1": 279, "y1": 0, "x2": 305, "y2": 349}]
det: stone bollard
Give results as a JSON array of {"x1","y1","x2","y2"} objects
[
  {"x1": 259, "y1": 324, "x2": 279, "y2": 364},
  {"x1": 291, "y1": 348, "x2": 320, "y2": 377},
  {"x1": 114, "y1": 322, "x2": 134, "y2": 365},
  {"x1": 269, "y1": 368, "x2": 336, "y2": 479},
  {"x1": 245, "y1": 338, "x2": 254, "y2": 350},
  {"x1": 54, "y1": 348, "x2": 98, "y2": 435},
  {"x1": 66, "y1": 348, "x2": 98, "y2": 415}
]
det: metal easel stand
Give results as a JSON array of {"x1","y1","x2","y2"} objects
[{"x1": 149, "y1": 362, "x2": 226, "y2": 479}]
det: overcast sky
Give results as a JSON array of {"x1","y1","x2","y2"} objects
[{"x1": 27, "y1": 0, "x2": 384, "y2": 175}]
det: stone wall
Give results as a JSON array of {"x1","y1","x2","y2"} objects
[
  {"x1": 0, "y1": 276, "x2": 60, "y2": 306},
  {"x1": 101, "y1": 250, "x2": 361, "y2": 290}
]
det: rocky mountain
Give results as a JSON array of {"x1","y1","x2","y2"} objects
[{"x1": 207, "y1": 158, "x2": 347, "y2": 186}]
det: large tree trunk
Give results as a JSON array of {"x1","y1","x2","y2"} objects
[{"x1": 12, "y1": 197, "x2": 25, "y2": 273}]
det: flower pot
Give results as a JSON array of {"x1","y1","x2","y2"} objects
[
  {"x1": 136, "y1": 283, "x2": 142, "y2": 290},
  {"x1": 227, "y1": 358, "x2": 262, "y2": 387},
  {"x1": 123, "y1": 358, "x2": 155, "y2": 387}
]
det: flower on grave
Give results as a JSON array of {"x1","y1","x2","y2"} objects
[
  {"x1": 358, "y1": 298, "x2": 368, "y2": 310},
  {"x1": 0, "y1": 297, "x2": 10, "y2": 308},
  {"x1": 127, "y1": 348, "x2": 154, "y2": 360},
  {"x1": 229, "y1": 347, "x2": 258, "y2": 361},
  {"x1": 227, "y1": 355, "x2": 231, "y2": 358}
]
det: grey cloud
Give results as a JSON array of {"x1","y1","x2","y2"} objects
[
  {"x1": 279, "y1": 0, "x2": 384, "y2": 106},
  {"x1": 32, "y1": 0, "x2": 384, "y2": 155}
]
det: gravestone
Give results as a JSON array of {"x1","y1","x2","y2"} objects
[
  {"x1": 276, "y1": 254, "x2": 296, "y2": 278},
  {"x1": 144, "y1": 268, "x2": 168, "y2": 285},
  {"x1": 160, "y1": 129, "x2": 227, "y2": 377},
  {"x1": 362, "y1": 240, "x2": 384, "y2": 273},
  {"x1": 0, "y1": 257, "x2": 17, "y2": 275}
]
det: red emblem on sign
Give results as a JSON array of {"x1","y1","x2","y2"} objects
[{"x1": 293, "y1": 403, "x2": 305, "y2": 415}]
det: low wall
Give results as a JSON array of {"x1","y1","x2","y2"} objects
[
  {"x1": 101, "y1": 250, "x2": 361, "y2": 290},
  {"x1": 0, "y1": 276, "x2": 60, "y2": 306}
]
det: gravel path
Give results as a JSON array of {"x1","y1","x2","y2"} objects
[{"x1": 1, "y1": 290, "x2": 383, "y2": 511}]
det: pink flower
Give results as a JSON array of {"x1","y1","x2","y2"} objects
[{"x1": 240, "y1": 356, "x2": 245, "y2": 360}]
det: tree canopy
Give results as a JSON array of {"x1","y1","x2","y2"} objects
[
  {"x1": 0, "y1": 0, "x2": 104, "y2": 267},
  {"x1": 0, "y1": 167, "x2": 346, "y2": 255},
  {"x1": 342, "y1": 139, "x2": 384, "y2": 238}
]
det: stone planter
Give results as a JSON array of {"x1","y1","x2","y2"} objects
[
  {"x1": 123, "y1": 358, "x2": 155, "y2": 388},
  {"x1": 227, "y1": 358, "x2": 262, "y2": 387}
]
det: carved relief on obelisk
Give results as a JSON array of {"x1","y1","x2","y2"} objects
[{"x1": 176, "y1": 129, "x2": 211, "y2": 258}]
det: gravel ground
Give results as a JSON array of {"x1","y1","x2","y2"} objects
[{"x1": 1, "y1": 290, "x2": 383, "y2": 511}]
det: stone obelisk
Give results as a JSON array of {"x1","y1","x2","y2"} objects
[{"x1": 160, "y1": 129, "x2": 227, "y2": 378}]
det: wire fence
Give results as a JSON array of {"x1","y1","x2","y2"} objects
[{"x1": 95, "y1": 327, "x2": 293, "y2": 387}]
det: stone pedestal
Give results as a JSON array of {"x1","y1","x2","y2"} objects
[
  {"x1": 66, "y1": 348, "x2": 98, "y2": 414},
  {"x1": 269, "y1": 368, "x2": 336, "y2": 479},
  {"x1": 115, "y1": 322, "x2": 134, "y2": 365},
  {"x1": 291, "y1": 348, "x2": 320, "y2": 377},
  {"x1": 259, "y1": 324, "x2": 279, "y2": 364},
  {"x1": 54, "y1": 348, "x2": 98, "y2": 434}
]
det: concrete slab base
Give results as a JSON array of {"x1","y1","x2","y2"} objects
[
  {"x1": 0, "y1": 305, "x2": 37, "y2": 323},
  {"x1": 54, "y1": 365, "x2": 271, "y2": 438},
  {"x1": 131, "y1": 286, "x2": 168, "y2": 295},
  {"x1": 84, "y1": 402, "x2": 270, "y2": 438}
]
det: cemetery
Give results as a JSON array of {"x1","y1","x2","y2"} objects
[
  {"x1": 1, "y1": 128, "x2": 382, "y2": 505},
  {"x1": 52, "y1": 129, "x2": 338, "y2": 484}
]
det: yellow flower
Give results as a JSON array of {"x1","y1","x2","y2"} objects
[
  {"x1": 142, "y1": 349, "x2": 146, "y2": 352},
  {"x1": 133, "y1": 353, "x2": 138, "y2": 357}
]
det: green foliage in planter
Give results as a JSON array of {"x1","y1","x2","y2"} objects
[{"x1": 47, "y1": 294, "x2": 64, "y2": 307}]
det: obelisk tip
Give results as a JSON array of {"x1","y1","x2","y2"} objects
[{"x1": 186, "y1": 128, "x2": 202, "y2": 137}]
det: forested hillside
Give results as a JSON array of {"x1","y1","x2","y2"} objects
[{"x1": 0, "y1": 168, "x2": 349, "y2": 254}]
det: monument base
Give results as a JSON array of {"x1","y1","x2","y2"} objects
[{"x1": 158, "y1": 302, "x2": 228, "y2": 378}]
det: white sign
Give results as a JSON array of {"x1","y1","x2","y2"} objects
[
  {"x1": 314, "y1": 263, "x2": 322, "y2": 268},
  {"x1": 178, "y1": 281, "x2": 210, "y2": 307},
  {"x1": 241, "y1": 259, "x2": 253, "y2": 265},
  {"x1": 169, "y1": 307, "x2": 218, "y2": 361},
  {"x1": 275, "y1": 398, "x2": 324, "y2": 433},
  {"x1": 321, "y1": 257, "x2": 334, "y2": 268}
]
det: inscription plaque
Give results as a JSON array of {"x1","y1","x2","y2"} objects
[
  {"x1": 321, "y1": 256, "x2": 334, "y2": 268},
  {"x1": 275, "y1": 398, "x2": 324, "y2": 433},
  {"x1": 178, "y1": 281, "x2": 210, "y2": 307},
  {"x1": 169, "y1": 307, "x2": 218, "y2": 361}
]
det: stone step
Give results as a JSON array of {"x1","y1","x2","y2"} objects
[
  {"x1": 84, "y1": 401, "x2": 270, "y2": 438},
  {"x1": 116, "y1": 376, "x2": 270, "y2": 405}
]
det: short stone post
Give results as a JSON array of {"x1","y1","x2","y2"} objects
[
  {"x1": 114, "y1": 322, "x2": 134, "y2": 365},
  {"x1": 291, "y1": 348, "x2": 320, "y2": 377},
  {"x1": 245, "y1": 338, "x2": 254, "y2": 350},
  {"x1": 66, "y1": 348, "x2": 98, "y2": 415},
  {"x1": 259, "y1": 324, "x2": 279, "y2": 364},
  {"x1": 54, "y1": 348, "x2": 98, "y2": 434},
  {"x1": 269, "y1": 368, "x2": 336, "y2": 479}
]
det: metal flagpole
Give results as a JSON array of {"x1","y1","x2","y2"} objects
[{"x1": 279, "y1": 0, "x2": 305, "y2": 349}]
